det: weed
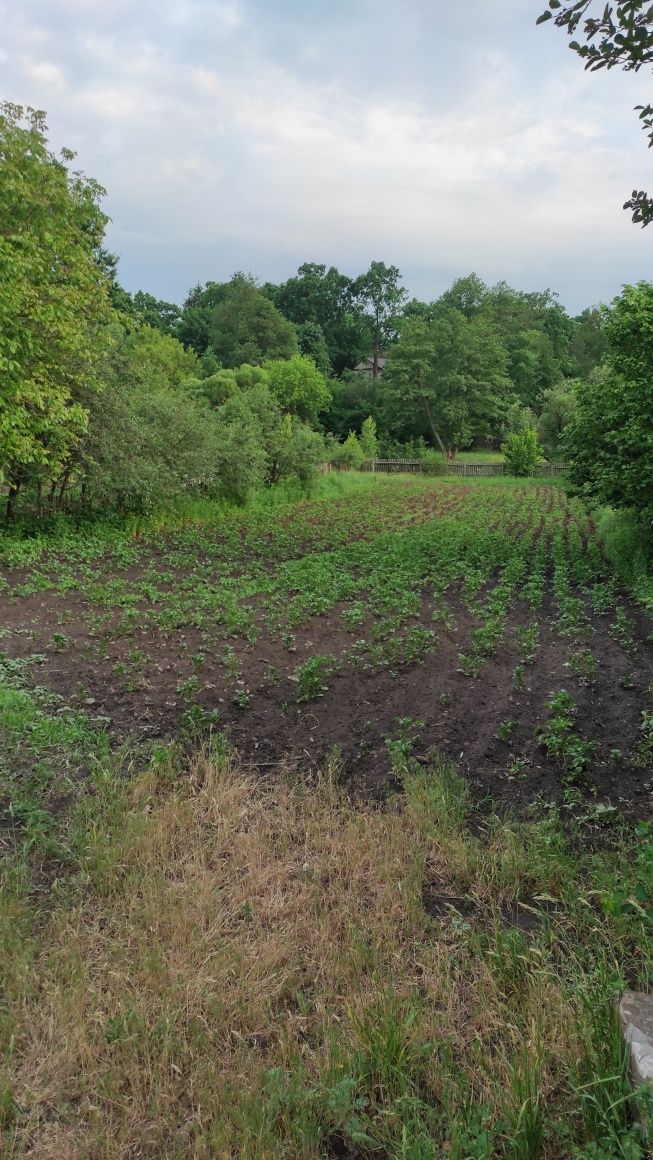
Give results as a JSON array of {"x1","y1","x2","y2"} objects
[
  {"x1": 50, "y1": 631, "x2": 70, "y2": 652},
  {"x1": 233, "y1": 686, "x2": 251, "y2": 710},
  {"x1": 458, "y1": 653, "x2": 482, "y2": 678},
  {"x1": 497, "y1": 719, "x2": 518, "y2": 743},
  {"x1": 538, "y1": 690, "x2": 598, "y2": 791},
  {"x1": 613, "y1": 606, "x2": 636, "y2": 651},
  {"x1": 506, "y1": 756, "x2": 530, "y2": 781},
  {"x1": 295, "y1": 655, "x2": 335, "y2": 701},
  {"x1": 633, "y1": 710, "x2": 653, "y2": 769},
  {"x1": 516, "y1": 623, "x2": 539, "y2": 663},
  {"x1": 385, "y1": 717, "x2": 424, "y2": 772},
  {"x1": 569, "y1": 647, "x2": 598, "y2": 685}
]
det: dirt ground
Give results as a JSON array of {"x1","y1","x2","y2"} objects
[{"x1": 2, "y1": 560, "x2": 652, "y2": 820}]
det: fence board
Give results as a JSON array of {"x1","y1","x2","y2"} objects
[{"x1": 366, "y1": 460, "x2": 569, "y2": 478}]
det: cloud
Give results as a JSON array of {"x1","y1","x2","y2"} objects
[{"x1": 1, "y1": 0, "x2": 652, "y2": 309}]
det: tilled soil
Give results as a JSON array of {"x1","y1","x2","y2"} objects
[{"x1": 2, "y1": 563, "x2": 652, "y2": 819}]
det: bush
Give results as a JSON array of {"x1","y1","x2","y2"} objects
[
  {"x1": 212, "y1": 395, "x2": 268, "y2": 503},
  {"x1": 502, "y1": 429, "x2": 544, "y2": 477},
  {"x1": 330, "y1": 432, "x2": 365, "y2": 470},
  {"x1": 420, "y1": 449, "x2": 447, "y2": 476},
  {"x1": 83, "y1": 380, "x2": 225, "y2": 512},
  {"x1": 359, "y1": 416, "x2": 379, "y2": 460}
]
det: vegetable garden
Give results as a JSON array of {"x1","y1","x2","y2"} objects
[{"x1": 2, "y1": 474, "x2": 651, "y2": 823}]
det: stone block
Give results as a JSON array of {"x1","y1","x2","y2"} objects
[{"x1": 619, "y1": 990, "x2": 653, "y2": 1087}]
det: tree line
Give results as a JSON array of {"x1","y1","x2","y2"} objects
[{"x1": 1, "y1": 101, "x2": 650, "y2": 530}]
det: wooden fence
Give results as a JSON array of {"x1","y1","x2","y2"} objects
[{"x1": 367, "y1": 459, "x2": 569, "y2": 478}]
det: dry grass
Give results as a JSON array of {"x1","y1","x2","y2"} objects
[{"x1": 0, "y1": 747, "x2": 647, "y2": 1157}]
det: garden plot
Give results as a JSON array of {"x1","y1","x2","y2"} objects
[{"x1": 1, "y1": 477, "x2": 652, "y2": 818}]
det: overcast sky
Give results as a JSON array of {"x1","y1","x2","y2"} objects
[{"x1": 2, "y1": 0, "x2": 652, "y2": 312}]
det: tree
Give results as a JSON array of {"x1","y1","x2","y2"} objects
[
  {"x1": 296, "y1": 321, "x2": 331, "y2": 375},
  {"x1": 538, "y1": 1, "x2": 653, "y2": 224},
  {"x1": 360, "y1": 416, "x2": 379, "y2": 459},
  {"x1": 502, "y1": 429, "x2": 544, "y2": 476},
  {"x1": 383, "y1": 313, "x2": 512, "y2": 456},
  {"x1": 537, "y1": 382, "x2": 579, "y2": 458},
  {"x1": 210, "y1": 274, "x2": 298, "y2": 367},
  {"x1": 263, "y1": 354, "x2": 331, "y2": 425},
  {"x1": 177, "y1": 280, "x2": 231, "y2": 354},
  {"x1": 322, "y1": 372, "x2": 383, "y2": 442},
  {"x1": 129, "y1": 291, "x2": 181, "y2": 337},
  {"x1": 0, "y1": 103, "x2": 113, "y2": 513},
  {"x1": 81, "y1": 330, "x2": 226, "y2": 512},
  {"x1": 265, "y1": 263, "x2": 370, "y2": 375},
  {"x1": 569, "y1": 306, "x2": 609, "y2": 378},
  {"x1": 563, "y1": 282, "x2": 653, "y2": 517},
  {"x1": 211, "y1": 394, "x2": 269, "y2": 503},
  {"x1": 330, "y1": 431, "x2": 365, "y2": 469},
  {"x1": 433, "y1": 272, "x2": 489, "y2": 319},
  {"x1": 354, "y1": 261, "x2": 408, "y2": 378},
  {"x1": 124, "y1": 325, "x2": 200, "y2": 389}
]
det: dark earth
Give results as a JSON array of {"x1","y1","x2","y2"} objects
[{"x1": 1, "y1": 560, "x2": 652, "y2": 820}]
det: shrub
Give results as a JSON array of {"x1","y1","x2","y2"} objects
[
  {"x1": 502, "y1": 429, "x2": 544, "y2": 477},
  {"x1": 359, "y1": 416, "x2": 379, "y2": 460},
  {"x1": 330, "y1": 432, "x2": 365, "y2": 470},
  {"x1": 212, "y1": 395, "x2": 268, "y2": 503},
  {"x1": 420, "y1": 449, "x2": 447, "y2": 476}
]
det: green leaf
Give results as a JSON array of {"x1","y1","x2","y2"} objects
[{"x1": 537, "y1": 10, "x2": 553, "y2": 23}]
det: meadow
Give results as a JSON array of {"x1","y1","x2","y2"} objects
[{"x1": 1, "y1": 473, "x2": 653, "y2": 1157}]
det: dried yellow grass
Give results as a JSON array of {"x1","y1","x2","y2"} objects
[{"x1": 0, "y1": 753, "x2": 597, "y2": 1156}]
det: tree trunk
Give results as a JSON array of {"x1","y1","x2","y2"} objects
[
  {"x1": 57, "y1": 468, "x2": 72, "y2": 511},
  {"x1": 372, "y1": 313, "x2": 381, "y2": 379},
  {"x1": 5, "y1": 481, "x2": 20, "y2": 525},
  {"x1": 422, "y1": 402, "x2": 448, "y2": 458}
]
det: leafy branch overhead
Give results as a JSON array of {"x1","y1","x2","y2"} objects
[{"x1": 538, "y1": 1, "x2": 653, "y2": 224}]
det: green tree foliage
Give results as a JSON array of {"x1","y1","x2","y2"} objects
[
  {"x1": 537, "y1": 382, "x2": 580, "y2": 458},
  {"x1": 190, "y1": 362, "x2": 325, "y2": 490},
  {"x1": 321, "y1": 374, "x2": 381, "y2": 442},
  {"x1": 263, "y1": 354, "x2": 331, "y2": 425},
  {"x1": 177, "y1": 281, "x2": 230, "y2": 355},
  {"x1": 329, "y1": 431, "x2": 365, "y2": 469},
  {"x1": 211, "y1": 394, "x2": 269, "y2": 503},
  {"x1": 433, "y1": 272, "x2": 488, "y2": 319},
  {"x1": 564, "y1": 282, "x2": 653, "y2": 517},
  {"x1": 81, "y1": 330, "x2": 223, "y2": 511},
  {"x1": 354, "y1": 261, "x2": 408, "y2": 378},
  {"x1": 128, "y1": 291, "x2": 182, "y2": 337},
  {"x1": 569, "y1": 306, "x2": 609, "y2": 378},
  {"x1": 295, "y1": 321, "x2": 332, "y2": 375},
  {"x1": 211, "y1": 274, "x2": 298, "y2": 368},
  {"x1": 502, "y1": 428, "x2": 544, "y2": 477},
  {"x1": 503, "y1": 400, "x2": 537, "y2": 437},
  {"x1": 360, "y1": 416, "x2": 379, "y2": 459},
  {"x1": 538, "y1": 0, "x2": 653, "y2": 224},
  {"x1": 190, "y1": 369, "x2": 240, "y2": 408},
  {"x1": 266, "y1": 263, "x2": 370, "y2": 376},
  {"x1": 0, "y1": 103, "x2": 113, "y2": 508},
  {"x1": 383, "y1": 312, "x2": 511, "y2": 456},
  {"x1": 95, "y1": 247, "x2": 134, "y2": 313},
  {"x1": 124, "y1": 325, "x2": 200, "y2": 388}
]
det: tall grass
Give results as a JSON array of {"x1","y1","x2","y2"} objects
[
  {"x1": 0, "y1": 695, "x2": 651, "y2": 1156},
  {"x1": 0, "y1": 472, "x2": 385, "y2": 567},
  {"x1": 595, "y1": 507, "x2": 653, "y2": 609}
]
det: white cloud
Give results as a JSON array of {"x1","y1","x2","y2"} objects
[{"x1": 2, "y1": 0, "x2": 652, "y2": 308}]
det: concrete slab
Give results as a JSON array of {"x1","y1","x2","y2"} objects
[{"x1": 619, "y1": 991, "x2": 653, "y2": 1087}]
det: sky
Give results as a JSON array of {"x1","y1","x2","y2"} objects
[{"x1": 1, "y1": 0, "x2": 652, "y2": 313}]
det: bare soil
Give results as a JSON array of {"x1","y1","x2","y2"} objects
[{"x1": 2, "y1": 564, "x2": 652, "y2": 820}]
